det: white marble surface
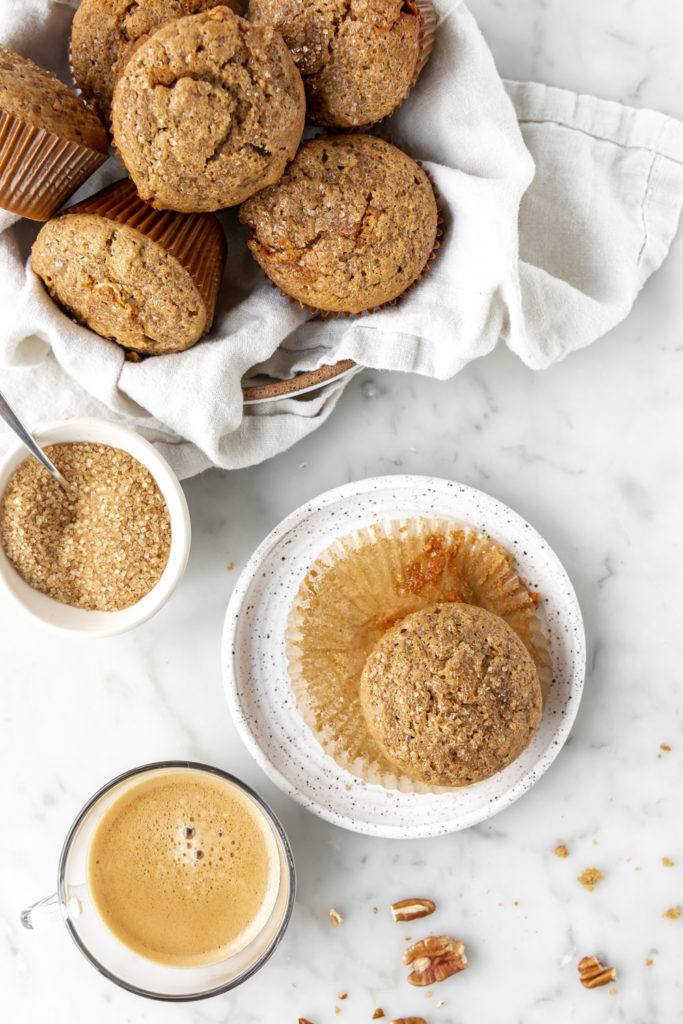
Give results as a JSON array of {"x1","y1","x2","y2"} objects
[{"x1": 2, "y1": 0, "x2": 683, "y2": 1021}]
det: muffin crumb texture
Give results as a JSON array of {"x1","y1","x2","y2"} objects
[
  {"x1": 0, "y1": 443, "x2": 171, "y2": 611},
  {"x1": 577, "y1": 867, "x2": 604, "y2": 892},
  {"x1": 111, "y1": 7, "x2": 305, "y2": 211},
  {"x1": 359, "y1": 602, "x2": 543, "y2": 786},
  {"x1": 240, "y1": 134, "x2": 438, "y2": 313},
  {"x1": 248, "y1": 0, "x2": 428, "y2": 127}
]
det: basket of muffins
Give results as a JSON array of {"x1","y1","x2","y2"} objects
[{"x1": 0, "y1": 0, "x2": 440, "y2": 372}]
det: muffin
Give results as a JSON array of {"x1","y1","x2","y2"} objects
[
  {"x1": 111, "y1": 6, "x2": 305, "y2": 212},
  {"x1": 239, "y1": 134, "x2": 439, "y2": 314},
  {"x1": 70, "y1": 0, "x2": 242, "y2": 121},
  {"x1": 31, "y1": 177, "x2": 226, "y2": 354},
  {"x1": 359, "y1": 603, "x2": 543, "y2": 786},
  {"x1": 0, "y1": 46, "x2": 108, "y2": 221},
  {"x1": 285, "y1": 517, "x2": 551, "y2": 791},
  {"x1": 248, "y1": 0, "x2": 436, "y2": 128}
]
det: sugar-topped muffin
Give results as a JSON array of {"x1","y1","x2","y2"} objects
[
  {"x1": 239, "y1": 133, "x2": 439, "y2": 314},
  {"x1": 248, "y1": 0, "x2": 436, "y2": 128},
  {"x1": 359, "y1": 603, "x2": 543, "y2": 786},
  {"x1": 70, "y1": 0, "x2": 242, "y2": 121},
  {"x1": 111, "y1": 6, "x2": 305, "y2": 212}
]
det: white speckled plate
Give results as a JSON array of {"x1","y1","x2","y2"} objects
[{"x1": 221, "y1": 476, "x2": 585, "y2": 838}]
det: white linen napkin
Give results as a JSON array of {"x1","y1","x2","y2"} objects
[{"x1": 1, "y1": 0, "x2": 682, "y2": 478}]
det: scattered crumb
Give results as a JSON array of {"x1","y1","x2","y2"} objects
[
  {"x1": 338, "y1": 993, "x2": 347, "y2": 1000},
  {"x1": 404, "y1": 936, "x2": 412, "y2": 941},
  {"x1": 646, "y1": 959, "x2": 653, "y2": 966},
  {"x1": 345, "y1": 784, "x2": 351, "y2": 791},
  {"x1": 553, "y1": 843, "x2": 569, "y2": 858},
  {"x1": 663, "y1": 905, "x2": 681, "y2": 919},
  {"x1": 226, "y1": 561, "x2": 234, "y2": 571},
  {"x1": 298, "y1": 1019, "x2": 314, "y2": 1024},
  {"x1": 498, "y1": 902, "x2": 503, "y2": 907},
  {"x1": 425, "y1": 989, "x2": 432, "y2": 997},
  {"x1": 609, "y1": 988, "x2": 617, "y2": 996},
  {"x1": 626, "y1": 858, "x2": 631, "y2": 863},
  {"x1": 578, "y1": 867, "x2": 604, "y2": 892},
  {"x1": 634, "y1": 867, "x2": 641, "y2": 872},
  {"x1": 335, "y1": 1008, "x2": 340, "y2": 1015},
  {"x1": 662, "y1": 857, "x2": 675, "y2": 867},
  {"x1": 660, "y1": 744, "x2": 671, "y2": 751},
  {"x1": 329, "y1": 908, "x2": 343, "y2": 927},
  {"x1": 372, "y1": 1010, "x2": 384, "y2": 1020},
  {"x1": 372, "y1": 907, "x2": 378, "y2": 915},
  {"x1": 437, "y1": 1001, "x2": 445, "y2": 1008},
  {"x1": 593, "y1": 839, "x2": 599, "y2": 846},
  {"x1": 513, "y1": 901, "x2": 519, "y2": 907}
]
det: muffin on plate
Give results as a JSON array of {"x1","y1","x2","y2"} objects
[
  {"x1": 248, "y1": 0, "x2": 436, "y2": 128},
  {"x1": 0, "y1": 46, "x2": 108, "y2": 220},
  {"x1": 359, "y1": 602, "x2": 543, "y2": 787},
  {"x1": 70, "y1": 0, "x2": 242, "y2": 121},
  {"x1": 239, "y1": 133, "x2": 440, "y2": 315},
  {"x1": 111, "y1": 6, "x2": 305, "y2": 212},
  {"x1": 31, "y1": 177, "x2": 226, "y2": 354}
]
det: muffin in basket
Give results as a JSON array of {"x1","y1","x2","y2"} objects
[
  {"x1": 111, "y1": 6, "x2": 305, "y2": 212},
  {"x1": 31, "y1": 177, "x2": 226, "y2": 355},
  {"x1": 0, "y1": 46, "x2": 108, "y2": 221},
  {"x1": 248, "y1": 0, "x2": 436, "y2": 128},
  {"x1": 70, "y1": 0, "x2": 242, "y2": 122},
  {"x1": 239, "y1": 134, "x2": 440, "y2": 315},
  {"x1": 359, "y1": 602, "x2": 543, "y2": 787}
]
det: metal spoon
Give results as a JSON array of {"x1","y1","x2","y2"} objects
[{"x1": 0, "y1": 390, "x2": 73, "y2": 496}]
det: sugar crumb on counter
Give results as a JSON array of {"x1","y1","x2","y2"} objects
[
  {"x1": 578, "y1": 867, "x2": 604, "y2": 891},
  {"x1": 552, "y1": 842, "x2": 569, "y2": 857},
  {"x1": 662, "y1": 857, "x2": 675, "y2": 867},
  {"x1": 662, "y1": 905, "x2": 681, "y2": 919}
]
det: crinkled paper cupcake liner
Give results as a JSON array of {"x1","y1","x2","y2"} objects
[
  {"x1": 285, "y1": 517, "x2": 552, "y2": 792},
  {"x1": 0, "y1": 108, "x2": 107, "y2": 221}
]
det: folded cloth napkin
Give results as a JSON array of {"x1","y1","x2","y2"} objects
[{"x1": 1, "y1": 0, "x2": 682, "y2": 477}]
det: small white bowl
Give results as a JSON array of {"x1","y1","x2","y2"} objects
[{"x1": 0, "y1": 417, "x2": 190, "y2": 637}]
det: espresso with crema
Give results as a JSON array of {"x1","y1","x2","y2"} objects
[{"x1": 88, "y1": 770, "x2": 280, "y2": 967}]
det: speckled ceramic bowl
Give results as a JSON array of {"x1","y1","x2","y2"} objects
[{"x1": 222, "y1": 475, "x2": 585, "y2": 838}]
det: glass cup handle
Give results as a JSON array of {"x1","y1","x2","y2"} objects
[{"x1": 21, "y1": 892, "x2": 62, "y2": 930}]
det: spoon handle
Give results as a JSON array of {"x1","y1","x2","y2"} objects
[{"x1": 0, "y1": 391, "x2": 72, "y2": 494}]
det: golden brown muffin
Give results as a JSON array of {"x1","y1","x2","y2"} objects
[
  {"x1": 248, "y1": 0, "x2": 435, "y2": 127},
  {"x1": 239, "y1": 134, "x2": 439, "y2": 314},
  {"x1": 31, "y1": 177, "x2": 226, "y2": 354},
  {"x1": 70, "y1": 0, "x2": 242, "y2": 121},
  {"x1": 0, "y1": 46, "x2": 108, "y2": 220},
  {"x1": 111, "y1": 6, "x2": 305, "y2": 212},
  {"x1": 359, "y1": 603, "x2": 543, "y2": 786}
]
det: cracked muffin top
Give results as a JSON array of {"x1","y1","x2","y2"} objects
[
  {"x1": 238, "y1": 133, "x2": 438, "y2": 314},
  {"x1": 111, "y1": 6, "x2": 305, "y2": 212},
  {"x1": 359, "y1": 603, "x2": 543, "y2": 786},
  {"x1": 70, "y1": 0, "x2": 242, "y2": 122},
  {"x1": 248, "y1": 0, "x2": 435, "y2": 128}
]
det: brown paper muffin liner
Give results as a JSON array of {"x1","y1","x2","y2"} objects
[
  {"x1": 408, "y1": 0, "x2": 437, "y2": 82},
  {"x1": 285, "y1": 517, "x2": 552, "y2": 792},
  {"x1": 0, "y1": 108, "x2": 107, "y2": 221},
  {"x1": 62, "y1": 177, "x2": 227, "y2": 328}
]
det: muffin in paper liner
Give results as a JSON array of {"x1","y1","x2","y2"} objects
[
  {"x1": 31, "y1": 177, "x2": 226, "y2": 354},
  {"x1": 284, "y1": 517, "x2": 552, "y2": 792},
  {"x1": 248, "y1": 0, "x2": 436, "y2": 129},
  {"x1": 239, "y1": 133, "x2": 442, "y2": 317},
  {"x1": 0, "y1": 46, "x2": 108, "y2": 221}
]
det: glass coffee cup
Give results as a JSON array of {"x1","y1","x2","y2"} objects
[{"x1": 21, "y1": 761, "x2": 295, "y2": 1000}]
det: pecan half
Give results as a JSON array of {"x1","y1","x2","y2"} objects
[
  {"x1": 403, "y1": 935, "x2": 468, "y2": 986},
  {"x1": 391, "y1": 899, "x2": 436, "y2": 922},
  {"x1": 578, "y1": 955, "x2": 617, "y2": 989},
  {"x1": 329, "y1": 907, "x2": 343, "y2": 927}
]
